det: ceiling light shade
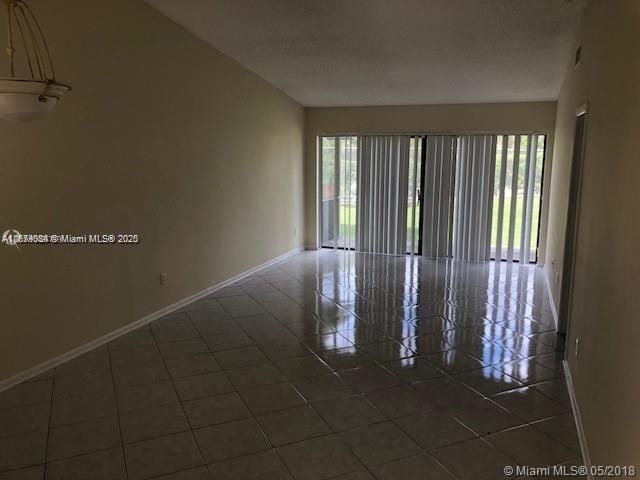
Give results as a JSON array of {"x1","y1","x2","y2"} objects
[{"x1": 1, "y1": 0, "x2": 71, "y2": 122}]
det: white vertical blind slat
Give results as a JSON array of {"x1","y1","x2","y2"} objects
[
  {"x1": 334, "y1": 138, "x2": 340, "y2": 250},
  {"x1": 522, "y1": 134, "x2": 538, "y2": 264},
  {"x1": 469, "y1": 137, "x2": 480, "y2": 259},
  {"x1": 506, "y1": 135, "x2": 521, "y2": 262},
  {"x1": 425, "y1": 137, "x2": 437, "y2": 256},
  {"x1": 485, "y1": 136, "x2": 497, "y2": 260},
  {"x1": 519, "y1": 135, "x2": 534, "y2": 262},
  {"x1": 495, "y1": 135, "x2": 509, "y2": 262}
]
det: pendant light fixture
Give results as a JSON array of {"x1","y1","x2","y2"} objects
[{"x1": 0, "y1": 0, "x2": 70, "y2": 122}]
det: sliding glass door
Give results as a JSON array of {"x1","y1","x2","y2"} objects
[
  {"x1": 318, "y1": 133, "x2": 546, "y2": 263},
  {"x1": 421, "y1": 133, "x2": 547, "y2": 263},
  {"x1": 320, "y1": 136, "x2": 358, "y2": 249},
  {"x1": 320, "y1": 137, "x2": 337, "y2": 247},
  {"x1": 491, "y1": 134, "x2": 546, "y2": 263},
  {"x1": 319, "y1": 135, "x2": 422, "y2": 254}
]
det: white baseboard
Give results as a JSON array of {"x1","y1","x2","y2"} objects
[
  {"x1": 563, "y1": 360, "x2": 592, "y2": 479},
  {"x1": 545, "y1": 270, "x2": 559, "y2": 328},
  {"x1": 0, "y1": 246, "x2": 304, "y2": 393}
]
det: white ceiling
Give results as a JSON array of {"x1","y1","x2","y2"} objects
[{"x1": 146, "y1": 0, "x2": 584, "y2": 107}]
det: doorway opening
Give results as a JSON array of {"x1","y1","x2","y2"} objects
[{"x1": 558, "y1": 106, "x2": 588, "y2": 338}]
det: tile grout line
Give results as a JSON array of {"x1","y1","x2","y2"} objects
[
  {"x1": 107, "y1": 332, "x2": 559, "y2": 433},
  {"x1": 106, "y1": 343, "x2": 130, "y2": 479},
  {"x1": 217, "y1": 277, "x2": 378, "y2": 478},
  {"x1": 42, "y1": 369, "x2": 56, "y2": 480},
  {"x1": 240, "y1": 283, "x2": 385, "y2": 479},
  {"x1": 147, "y1": 318, "x2": 213, "y2": 480},
  {"x1": 17, "y1": 372, "x2": 572, "y2": 476},
  {"x1": 195, "y1": 296, "x2": 301, "y2": 480}
]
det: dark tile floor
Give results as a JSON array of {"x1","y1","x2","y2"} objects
[{"x1": 0, "y1": 251, "x2": 583, "y2": 479}]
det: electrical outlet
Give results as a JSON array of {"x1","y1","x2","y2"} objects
[
  {"x1": 555, "y1": 271, "x2": 560, "y2": 285},
  {"x1": 160, "y1": 272, "x2": 167, "y2": 286},
  {"x1": 293, "y1": 226, "x2": 297, "y2": 236},
  {"x1": 574, "y1": 337, "x2": 580, "y2": 357}
]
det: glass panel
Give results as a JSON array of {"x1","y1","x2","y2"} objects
[
  {"x1": 321, "y1": 137, "x2": 336, "y2": 201},
  {"x1": 503, "y1": 135, "x2": 516, "y2": 260},
  {"x1": 338, "y1": 136, "x2": 358, "y2": 249},
  {"x1": 321, "y1": 137, "x2": 337, "y2": 247},
  {"x1": 490, "y1": 135, "x2": 505, "y2": 259},
  {"x1": 513, "y1": 135, "x2": 528, "y2": 262},
  {"x1": 406, "y1": 137, "x2": 422, "y2": 254},
  {"x1": 320, "y1": 136, "x2": 358, "y2": 249}
]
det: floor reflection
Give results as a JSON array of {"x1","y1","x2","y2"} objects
[{"x1": 288, "y1": 249, "x2": 561, "y2": 389}]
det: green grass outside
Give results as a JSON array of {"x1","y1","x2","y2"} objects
[
  {"x1": 334, "y1": 197, "x2": 540, "y2": 254},
  {"x1": 490, "y1": 193, "x2": 541, "y2": 253},
  {"x1": 333, "y1": 205, "x2": 420, "y2": 249}
]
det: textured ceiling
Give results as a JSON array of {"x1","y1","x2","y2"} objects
[{"x1": 146, "y1": 0, "x2": 584, "y2": 106}]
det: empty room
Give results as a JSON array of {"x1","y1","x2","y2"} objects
[{"x1": 0, "y1": 0, "x2": 638, "y2": 479}]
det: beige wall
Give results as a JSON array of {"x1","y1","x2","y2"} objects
[
  {"x1": 0, "y1": 0, "x2": 304, "y2": 383},
  {"x1": 544, "y1": 0, "x2": 640, "y2": 466},
  {"x1": 305, "y1": 102, "x2": 557, "y2": 254}
]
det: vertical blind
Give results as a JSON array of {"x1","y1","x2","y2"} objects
[
  {"x1": 451, "y1": 135, "x2": 497, "y2": 261},
  {"x1": 420, "y1": 133, "x2": 545, "y2": 263},
  {"x1": 421, "y1": 135, "x2": 456, "y2": 258},
  {"x1": 356, "y1": 136, "x2": 411, "y2": 255},
  {"x1": 492, "y1": 134, "x2": 545, "y2": 263},
  {"x1": 320, "y1": 133, "x2": 546, "y2": 263}
]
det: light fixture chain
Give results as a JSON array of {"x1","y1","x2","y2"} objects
[
  {"x1": 18, "y1": 0, "x2": 55, "y2": 80},
  {"x1": 11, "y1": 5, "x2": 35, "y2": 78},
  {"x1": 15, "y1": 1, "x2": 44, "y2": 80},
  {"x1": 4, "y1": 0, "x2": 15, "y2": 76}
]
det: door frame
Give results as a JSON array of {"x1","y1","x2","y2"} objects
[{"x1": 558, "y1": 103, "x2": 589, "y2": 339}]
